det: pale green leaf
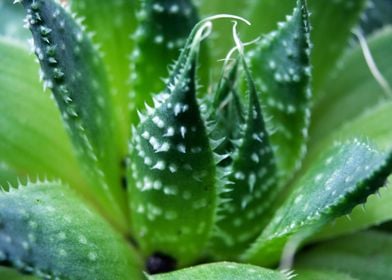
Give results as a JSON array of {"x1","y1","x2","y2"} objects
[
  {"x1": 148, "y1": 262, "x2": 288, "y2": 280},
  {"x1": 243, "y1": 140, "x2": 392, "y2": 266},
  {"x1": 310, "y1": 27, "x2": 392, "y2": 145},
  {"x1": 295, "y1": 231, "x2": 392, "y2": 280},
  {"x1": 0, "y1": 38, "x2": 84, "y2": 190},
  {"x1": 70, "y1": 0, "x2": 137, "y2": 157},
  {"x1": 20, "y1": 0, "x2": 128, "y2": 230},
  {"x1": 0, "y1": 180, "x2": 142, "y2": 279}
]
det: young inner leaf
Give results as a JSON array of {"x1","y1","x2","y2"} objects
[{"x1": 211, "y1": 58, "x2": 278, "y2": 258}]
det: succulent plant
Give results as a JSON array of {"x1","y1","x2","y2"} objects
[{"x1": 1, "y1": 0, "x2": 392, "y2": 279}]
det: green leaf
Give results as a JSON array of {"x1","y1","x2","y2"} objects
[
  {"x1": 0, "y1": 267, "x2": 39, "y2": 280},
  {"x1": 246, "y1": 0, "x2": 366, "y2": 96},
  {"x1": 310, "y1": 27, "x2": 392, "y2": 145},
  {"x1": 295, "y1": 231, "x2": 392, "y2": 280},
  {"x1": 0, "y1": 181, "x2": 142, "y2": 279},
  {"x1": 248, "y1": 0, "x2": 311, "y2": 178},
  {"x1": 0, "y1": 38, "x2": 85, "y2": 190},
  {"x1": 147, "y1": 262, "x2": 289, "y2": 280},
  {"x1": 211, "y1": 60, "x2": 278, "y2": 258},
  {"x1": 20, "y1": 0, "x2": 127, "y2": 230},
  {"x1": 128, "y1": 23, "x2": 216, "y2": 265},
  {"x1": 130, "y1": 0, "x2": 199, "y2": 123},
  {"x1": 307, "y1": 101, "x2": 392, "y2": 240},
  {"x1": 243, "y1": 140, "x2": 392, "y2": 266},
  {"x1": 0, "y1": 2, "x2": 30, "y2": 42},
  {"x1": 70, "y1": 0, "x2": 137, "y2": 158},
  {"x1": 295, "y1": 269, "x2": 357, "y2": 280}
]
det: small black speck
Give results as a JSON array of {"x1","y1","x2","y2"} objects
[
  {"x1": 121, "y1": 176, "x2": 127, "y2": 190},
  {"x1": 146, "y1": 252, "x2": 177, "y2": 274}
]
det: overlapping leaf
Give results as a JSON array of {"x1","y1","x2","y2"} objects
[
  {"x1": 248, "y1": 0, "x2": 311, "y2": 178},
  {"x1": 0, "y1": 181, "x2": 142, "y2": 279},
  {"x1": 243, "y1": 140, "x2": 392, "y2": 266},
  {"x1": 21, "y1": 0, "x2": 127, "y2": 230},
  {"x1": 130, "y1": 0, "x2": 199, "y2": 122},
  {"x1": 128, "y1": 22, "x2": 216, "y2": 265},
  {"x1": 70, "y1": 0, "x2": 138, "y2": 164}
]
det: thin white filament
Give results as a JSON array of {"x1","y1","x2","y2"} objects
[{"x1": 353, "y1": 29, "x2": 392, "y2": 98}]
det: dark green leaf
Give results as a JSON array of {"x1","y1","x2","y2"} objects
[
  {"x1": 0, "y1": 181, "x2": 142, "y2": 279},
  {"x1": 147, "y1": 262, "x2": 288, "y2": 280},
  {"x1": 243, "y1": 140, "x2": 392, "y2": 266},
  {"x1": 248, "y1": 0, "x2": 311, "y2": 178},
  {"x1": 296, "y1": 231, "x2": 392, "y2": 280},
  {"x1": 0, "y1": 38, "x2": 85, "y2": 190},
  {"x1": 70, "y1": 0, "x2": 137, "y2": 157},
  {"x1": 130, "y1": 0, "x2": 199, "y2": 122},
  {"x1": 128, "y1": 23, "x2": 216, "y2": 265},
  {"x1": 20, "y1": 0, "x2": 127, "y2": 230},
  {"x1": 211, "y1": 60, "x2": 278, "y2": 258},
  {"x1": 360, "y1": 0, "x2": 392, "y2": 35}
]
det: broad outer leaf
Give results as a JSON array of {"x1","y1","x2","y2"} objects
[
  {"x1": 130, "y1": 0, "x2": 198, "y2": 123},
  {"x1": 70, "y1": 0, "x2": 137, "y2": 159},
  {"x1": 310, "y1": 27, "x2": 392, "y2": 145},
  {"x1": 148, "y1": 262, "x2": 288, "y2": 280},
  {"x1": 246, "y1": 0, "x2": 366, "y2": 97},
  {"x1": 243, "y1": 140, "x2": 392, "y2": 266},
  {"x1": 296, "y1": 231, "x2": 392, "y2": 280},
  {"x1": 128, "y1": 24, "x2": 216, "y2": 265},
  {"x1": 21, "y1": 0, "x2": 127, "y2": 230},
  {"x1": 248, "y1": 0, "x2": 311, "y2": 179},
  {"x1": 307, "y1": 101, "x2": 392, "y2": 240},
  {"x1": 0, "y1": 181, "x2": 142, "y2": 279},
  {"x1": 0, "y1": 38, "x2": 85, "y2": 189},
  {"x1": 212, "y1": 60, "x2": 278, "y2": 257}
]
